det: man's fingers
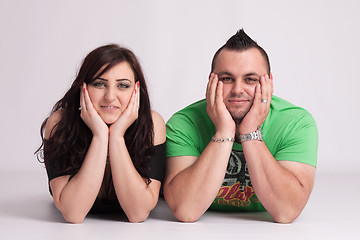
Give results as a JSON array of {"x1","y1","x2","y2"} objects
[
  {"x1": 215, "y1": 80, "x2": 223, "y2": 104},
  {"x1": 260, "y1": 75, "x2": 268, "y2": 103},
  {"x1": 258, "y1": 75, "x2": 272, "y2": 106},
  {"x1": 263, "y1": 74, "x2": 272, "y2": 106},
  {"x1": 209, "y1": 73, "x2": 219, "y2": 106},
  {"x1": 206, "y1": 73, "x2": 217, "y2": 106}
]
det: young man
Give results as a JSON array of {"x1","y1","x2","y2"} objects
[{"x1": 164, "y1": 29, "x2": 318, "y2": 223}]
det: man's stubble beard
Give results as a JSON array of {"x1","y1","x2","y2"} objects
[{"x1": 227, "y1": 102, "x2": 253, "y2": 124}]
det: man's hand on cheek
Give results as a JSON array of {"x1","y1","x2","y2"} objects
[
  {"x1": 206, "y1": 73, "x2": 235, "y2": 137},
  {"x1": 239, "y1": 74, "x2": 273, "y2": 134}
]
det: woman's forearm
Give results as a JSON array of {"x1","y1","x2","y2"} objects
[
  {"x1": 109, "y1": 137, "x2": 160, "y2": 223},
  {"x1": 51, "y1": 135, "x2": 108, "y2": 223}
]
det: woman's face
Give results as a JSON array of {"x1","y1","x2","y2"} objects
[{"x1": 87, "y1": 61, "x2": 136, "y2": 124}]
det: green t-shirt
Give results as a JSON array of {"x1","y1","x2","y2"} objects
[{"x1": 166, "y1": 96, "x2": 318, "y2": 212}]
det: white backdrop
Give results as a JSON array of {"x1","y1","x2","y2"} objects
[{"x1": 0, "y1": 0, "x2": 359, "y2": 173}]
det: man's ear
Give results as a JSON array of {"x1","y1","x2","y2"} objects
[{"x1": 270, "y1": 73, "x2": 273, "y2": 81}]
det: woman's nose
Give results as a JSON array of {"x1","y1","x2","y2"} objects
[{"x1": 104, "y1": 88, "x2": 116, "y2": 101}]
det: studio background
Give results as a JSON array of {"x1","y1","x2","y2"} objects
[{"x1": 0, "y1": 0, "x2": 359, "y2": 174}]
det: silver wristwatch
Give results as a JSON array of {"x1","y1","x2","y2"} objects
[{"x1": 238, "y1": 127, "x2": 263, "y2": 142}]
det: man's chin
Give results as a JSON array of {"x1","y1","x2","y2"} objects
[
  {"x1": 227, "y1": 107, "x2": 250, "y2": 122},
  {"x1": 230, "y1": 113, "x2": 246, "y2": 122}
]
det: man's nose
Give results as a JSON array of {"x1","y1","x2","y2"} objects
[{"x1": 232, "y1": 79, "x2": 245, "y2": 94}]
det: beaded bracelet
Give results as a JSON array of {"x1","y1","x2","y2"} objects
[{"x1": 211, "y1": 136, "x2": 235, "y2": 143}]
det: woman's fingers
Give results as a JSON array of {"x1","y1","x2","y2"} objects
[
  {"x1": 80, "y1": 83, "x2": 86, "y2": 111},
  {"x1": 121, "y1": 81, "x2": 139, "y2": 120},
  {"x1": 136, "y1": 81, "x2": 140, "y2": 112},
  {"x1": 83, "y1": 83, "x2": 94, "y2": 112}
]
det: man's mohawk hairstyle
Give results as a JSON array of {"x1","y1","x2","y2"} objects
[
  {"x1": 211, "y1": 28, "x2": 271, "y2": 74},
  {"x1": 225, "y1": 29, "x2": 257, "y2": 49}
]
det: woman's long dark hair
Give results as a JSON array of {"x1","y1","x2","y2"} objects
[{"x1": 35, "y1": 44, "x2": 154, "y2": 183}]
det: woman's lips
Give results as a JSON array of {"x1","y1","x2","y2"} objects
[{"x1": 100, "y1": 105, "x2": 119, "y2": 111}]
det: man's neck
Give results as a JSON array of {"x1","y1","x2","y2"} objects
[{"x1": 235, "y1": 121, "x2": 241, "y2": 143}]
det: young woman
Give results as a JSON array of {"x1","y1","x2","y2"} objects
[{"x1": 36, "y1": 44, "x2": 166, "y2": 223}]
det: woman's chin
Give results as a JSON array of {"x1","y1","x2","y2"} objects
[{"x1": 101, "y1": 117, "x2": 117, "y2": 125}]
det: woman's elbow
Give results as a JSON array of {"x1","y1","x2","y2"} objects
[
  {"x1": 62, "y1": 212, "x2": 86, "y2": 224},
  {"x1": 127, "y1": 212, "x2": 150, "y2": 223}
]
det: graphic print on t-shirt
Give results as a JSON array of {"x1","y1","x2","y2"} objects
[{"x1": 212, "y1": 150, "x2": 260, "y2": 209}]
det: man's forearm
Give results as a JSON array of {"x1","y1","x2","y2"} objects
[
  {"x1": 164, "y1": 140, "x2": 233, "y2": 222},
  {"x1": 242, "y1": 140, "x2": 315, "y2": 223}
]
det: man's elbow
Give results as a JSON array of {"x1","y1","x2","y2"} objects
[
  {"x1": 172, "y1": 208, "x2": 201, "y2": 223},
  {"x1": 166, "y1": 201, "x2": 203, "y2": 223},
  {"x1": 163, "y1": 183, "x2": 203, "y2": 222},
  {"x1": 271, "y1": 209, "x2": 301, "y2": 224}
]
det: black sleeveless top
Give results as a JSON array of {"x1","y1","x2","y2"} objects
[{"x1": 44, "y1": 141, "x2": 166, "y2": 211}]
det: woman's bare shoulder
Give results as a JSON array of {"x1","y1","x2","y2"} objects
[
  {"x1": 45, "y1": 109, "x2": 65, "y2": 139},
  {"x1": 151, "y1": 110, "x2": 166, "y2": 145}
]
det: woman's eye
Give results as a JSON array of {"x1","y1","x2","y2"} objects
[
  {"x1": 118, "y1": 83, "x2": 130, "y2": 88},
  {"x1": 92, "y1": 82, "x2": 105, "y2": 87}
]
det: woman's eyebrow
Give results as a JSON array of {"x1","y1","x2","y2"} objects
[
  {"x1": 96, "y1": 78, "x2": 131, "y2": 82},
  {"x1": 116, "y1": 79, "x2": 131, "y2": 82}
]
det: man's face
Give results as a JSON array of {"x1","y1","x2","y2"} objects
[{"x1": 212, "y1": 48, "x2": 269, "y2": 122}]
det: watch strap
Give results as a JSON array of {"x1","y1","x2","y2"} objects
[{"x1": 238, "y1": 127, "x2": 263, "y2": 142}]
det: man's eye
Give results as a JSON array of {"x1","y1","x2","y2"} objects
[
  {"x1": 245, "y1": 78, "x2": 258, "y2": 83},
  {"x1": 220, "y1": 77, "x2": 233, "y2": 83}
]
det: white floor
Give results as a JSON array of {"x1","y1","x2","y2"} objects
[{"x1": 1, "y1": 169, "x2": 359, "y2": 240}]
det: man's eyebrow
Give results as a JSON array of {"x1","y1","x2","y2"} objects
[
  {"x1": 244, "y1": 72, "x2": 261, "y2": 78},
  {"x1": 218, "y1": 71, "x2": 233, "y2": 76}
]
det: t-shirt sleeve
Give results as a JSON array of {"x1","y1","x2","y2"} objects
[
  {"x1": 166, "y1": 113, "x2": 202, "y2": 158},
  {"x1": 273, "y1": 112, "x2": 318, "y2": 167},
  {"x1": 44, "y1": 139, "x2": 74, "y2": 182},
  {"x1": 146, "y1": 142, "x2": 166, "y2": 182}
]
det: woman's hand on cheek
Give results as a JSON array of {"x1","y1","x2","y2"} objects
[
  {"x1": 80, "y1": 83, "x2": 108, "y2": 138},
  {"x1": 110, "y1": 81, "x2": 140, "y2": 138}
]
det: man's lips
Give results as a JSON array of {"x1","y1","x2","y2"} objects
[{"x1": 228, "y1": 99, "x2": 249, "y2": 104}]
